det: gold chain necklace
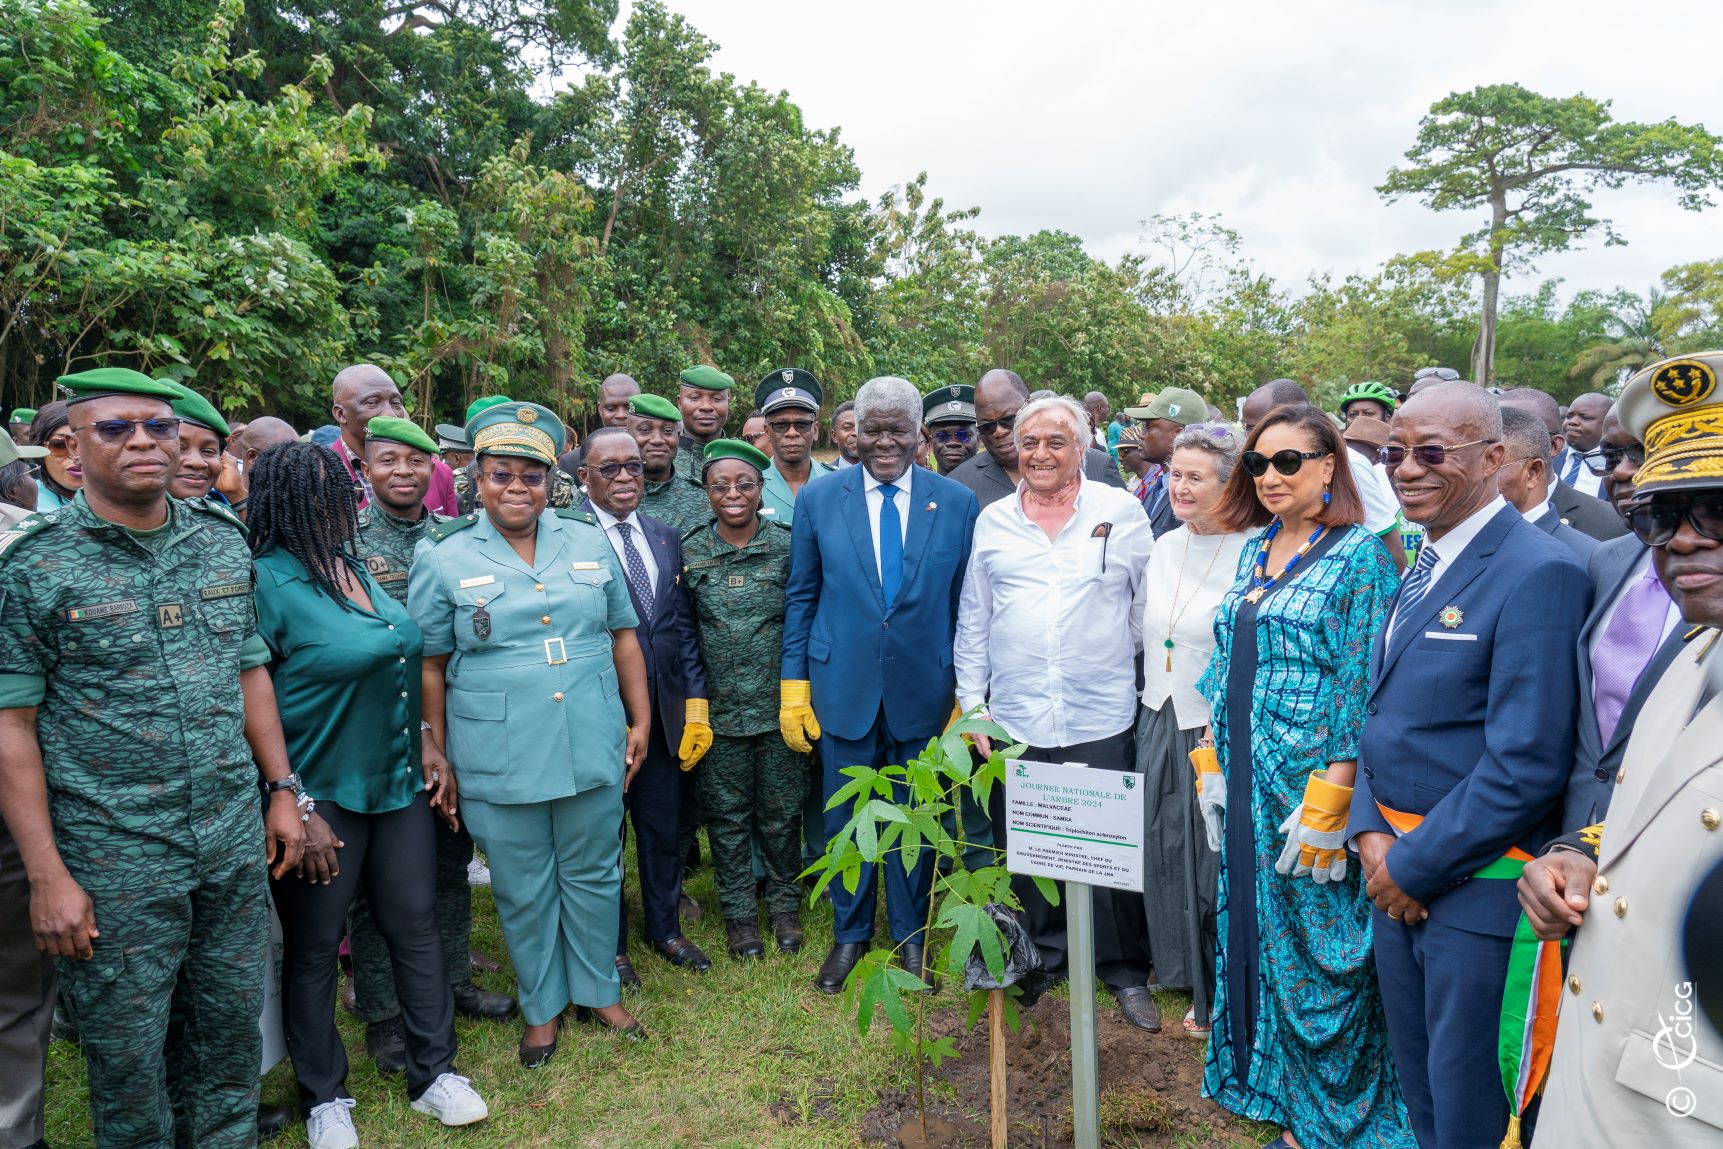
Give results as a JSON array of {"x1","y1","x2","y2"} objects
[{"x1": 1162, "y1": 530, "x2": 1224, "y2": 672}]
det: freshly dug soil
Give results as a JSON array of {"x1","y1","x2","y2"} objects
[{"x1": 853, "y1": 994, "x2": 1257, "y2": 1148}]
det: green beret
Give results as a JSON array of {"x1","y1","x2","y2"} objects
[
  {"x1": 702, "y1": 437, "x2": 770, "y2": 475},
  {"x1": 923, "y1": 384, "x2": 975, "y2": 424},
  {"x1": 56, "y1": 368, "x2": 181, "y2": 406},
  {"x1": 365, "y1": 416, "x2": 440, "y2": 455},
  {"x1": 8, "y1": 408, "x2": 36, "y2": 425},
  {"x1": 678, "y1": 365, "x2": 734, "y2": 392},
  {"x1": 163, "y1": 382, "x2": 230, "y2": 437},
  {"x1": 628, "y1": 393, "x2": 682, "y2": 423},
  {"x1": 466, "y1": 401, "x2": 565, "y2": 467},
  {"x1": 1619, "y1": 352, "x2": 1723, "y2": 494},
  {"x1": 465, "y1": 395, "x2": 513, "y2": 423},
  {"x1": 755, "y1": 368, "x2": 822, "y2": 414}
]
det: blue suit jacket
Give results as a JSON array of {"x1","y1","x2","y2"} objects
[
  {"x1": 780, "y1": 464, "x2": 979, "y2": 743},
  {"x1": 1351, "y1": 505, "x2": 1592, "y2": 936},
  {"x1": 582, "y1": 500, "x2": 706, "y2": 751}
]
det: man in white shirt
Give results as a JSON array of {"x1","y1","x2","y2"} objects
[
  {"x1": 1340, "y1": 413, "x2": 1409, "y2": 571},
  {"x1": 1558, "y1": 390, "x2": 1611, "y2": 497},
  {"x1": 955, "y1": 394, "x2": 1158, "y2": 1029}
]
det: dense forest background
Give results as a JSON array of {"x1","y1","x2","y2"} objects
[{"x1": 6, "y1": 0, "x2": 1723, "y2": 429}]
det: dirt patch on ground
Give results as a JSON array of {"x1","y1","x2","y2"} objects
[{"x1": 849, "y1": 994, "x2": 1257, "y2": 1148}]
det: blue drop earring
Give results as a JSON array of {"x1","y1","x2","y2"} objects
[{"x1": 1322, "y1": 486, "x2": 1332, "y2": 507}]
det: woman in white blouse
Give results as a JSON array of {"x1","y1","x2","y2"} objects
[{"x1": 1132, "y1": 422, "x2": 1249, "y2": 1036}]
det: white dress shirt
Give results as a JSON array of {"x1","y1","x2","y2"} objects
[
  {"x1": 592, "y1": 504, "x2": 659, "y2": 590},
  {"x1": 955, "y1": 476, "x2": 1155, "y2": 748},
  {"x1": 1553, "y1": 447, "x2": 1604, "y2": 498},
  {"x1": 861, "y1": 466, "x2": 914, "y2": 582},
  {"x1": 1138, "y1": 526, "x2": 1250, "y2": 729},
  {"x1": 1388, "y1": 495, "x2": 1506, "y2": 643},
  {"x1": 1345, "y1": 445, "x2": 1401, "y2": 537},
  {"x1": 1521, "y1": 496, "x2": 1555, "y2": 524}
]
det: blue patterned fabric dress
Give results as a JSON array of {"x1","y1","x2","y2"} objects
[{"x1": 1197, "y1": 524, "x2": 1413, "y2": 1148}]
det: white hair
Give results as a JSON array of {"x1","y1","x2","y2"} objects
[
  {"x1": 854, "y1": 376, "x2": 922, "y2": 427},
  {"x1": 1012, "y1": 394, "x2": 1089, "y2": 451}
]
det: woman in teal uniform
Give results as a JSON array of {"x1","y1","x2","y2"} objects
[{"x1": 409, "y1": 401, "x2": 651, "y2": 1068}]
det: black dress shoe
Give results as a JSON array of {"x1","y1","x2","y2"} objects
[
  {"x1": 653, "y1": 936, "x2": 713, "y2": 972},
  {"x1": 815, "y1": 941, "x2": 869, "y2": 995},
  {"x1": 256, "y1": 1101, "x2": 293, "y2": 1142},
  {"x1": 896, "y1": 942, "x2": 935, "y2": 991},
  {"x1": 453, "y1": 981, "x2": 519, "y2": 1021},
  {"x1": 769, "y1": 912, "x2": 803, "y2": 954},
  {"x1": 1116, "y1": 986, "x2": 1162, "y2": 1032},
  {"x1": 518, "y1": 1016, "x2": 563, "y2": 1068},
  {"x1": 365, "y1": 1016, "x2": 407, "y2": 1077},
  {"x1": 615, "y1": 954, "x2": 642, "y2": 991},
  {"x1": 725, "y1": 919, "x2": 765, "y2": 959},
  {"x1": 573, "y1": 1005, "x2": 648, "y2": 1043}
]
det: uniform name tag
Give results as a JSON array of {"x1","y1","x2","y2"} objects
[
  {"x1": 375, "y1": 572, "x2": 407, "y2": 584},
  {"x1": 571, "y1": 561, "x2": 601, "y2": 571},
  {"x1": 199, "y1": 582, "x2": 251, "y2": 601},
  {"x1": 64, "y1": 599, "x2": 139, "y2": 622},
  {"x1": 458, "y1": 574, "x2": 496, "y2": 589},
  {"x1": 157, "y1": 604, "x2": 184, "y2": 628}
]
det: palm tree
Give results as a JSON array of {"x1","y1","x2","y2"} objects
[{"x1": 1569, "y1": 288, "x2": 1669, "y2": 392}]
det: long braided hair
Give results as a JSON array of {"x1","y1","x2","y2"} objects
[{"x1": 247, "y1": 441, "x2": 361, "y2": 609}]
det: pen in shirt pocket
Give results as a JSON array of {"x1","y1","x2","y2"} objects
[{"x1": 1092, "y1": 522, "x2": 1113, "y2": 573}]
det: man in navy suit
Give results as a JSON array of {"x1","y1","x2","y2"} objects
[
  {"x1": 780, "y1": 376, "x2": 980, "y2": 995},
  {"x1": 1350, "y1": 381, "x2": 1591, "y2": 1149},
  {"x1": 579, "y1": 428, "x2": 714, "y2": 983},
  {"x1": 1496, "y1": 406, "x2": 1598, "y2": 561}
]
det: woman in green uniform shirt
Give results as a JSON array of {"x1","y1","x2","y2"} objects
[
  {"x1": 249, "y1": 442, "x2": 488, "y2": 1149},
  {"x1": 409, "y1": 401, "x2": 651, "y2": 1067}
]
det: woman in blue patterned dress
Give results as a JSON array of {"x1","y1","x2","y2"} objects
[{"x1": 1196, "y1": 403, "x2": 1412, "y2": 1149}]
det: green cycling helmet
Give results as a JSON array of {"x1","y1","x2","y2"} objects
[{"x1": 1338, "y1": 381, "x2": 1398, "y2": 415}]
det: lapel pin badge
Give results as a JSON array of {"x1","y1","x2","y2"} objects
[
  {"x1": 1439, "y1": 605, "x2": 1464, "y2": 629},
  {"x1": 926, "y1": 501, "x2": 937, "y2": 511}
]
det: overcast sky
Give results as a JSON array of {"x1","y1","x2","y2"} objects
[{"x1": 608, "y1": 0, "x2": 1723, "y2": 300}]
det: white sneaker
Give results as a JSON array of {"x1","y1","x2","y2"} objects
[
  {"x1": 306, "y1": 1098, "x2": 359, "y2": 1149},
  {"x1": 411, "y1": 1072, "x2": 489, "y2": 1127},
  {"x1": 467, "y1": 857, "x2": 491, "y2": 887}
]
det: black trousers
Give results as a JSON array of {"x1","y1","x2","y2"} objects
[
  {"x1": 270, "y1": 795, "x2": 455, "y2": 1109},
  {"x1": 619, "y1": 722, "x2": 683, "y2": 950},
  {"x1": 988, "y1": 729, "x2": 1152, "y2": 991},
  {"x1": 0, "y1": 816, "x2": 54, "y2": 1149}
]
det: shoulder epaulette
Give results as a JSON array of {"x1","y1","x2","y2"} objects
[
  {"x1": 428, "y1": 513, "x2": 481, "y2": 543},
  {"x1": 767, "y1": 518, "x2": 794, "y2": 532},
  {"x1": 555, "y1": 507, "x2": 598, "y2": 526},
  {"x1": 186, "y1": 496, "x2": 247, "y2": 534},
  {"x1": 0, "y1": 512, "x2": 54, "y2": 560},
  {"x1": 1684, "y1": 624, "x2": 1714, "y2": 643},
  {"x1": 679, "y1": 521, "x2": 710, "y2": 544}
]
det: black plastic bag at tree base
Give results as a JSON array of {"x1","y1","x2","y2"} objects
[{"x1": 963, "y1": 902, "x2": 1051, "y2": 1006}]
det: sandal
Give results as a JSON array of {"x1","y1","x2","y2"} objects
[{"x1": 1183, "y1": 1007, "x2": 1211, "y2": 1037}]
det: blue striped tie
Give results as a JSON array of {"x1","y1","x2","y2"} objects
[
  {"x1": 1392, "y1": 544, "x2": 1439, "y2": 641},
  {"x1": 1563, "y1": 451, "x2": 1584, "y2": 486}
]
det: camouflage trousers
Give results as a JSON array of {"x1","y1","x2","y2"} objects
[
  {"x1": 348, "y1": 817, "x2": 474, "y2": 1022},
  {"x1": 56, "y1": 796, "x2": 268, "y2": 1149},
  {"x1": 696, "y1": 733, "x2": 810, "y2": 922}
]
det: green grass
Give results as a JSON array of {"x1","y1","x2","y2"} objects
[{"x1": 43, "y1": 856, "x2": 1270, "y2": 1148}]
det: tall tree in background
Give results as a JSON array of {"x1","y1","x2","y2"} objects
[{"x1": 1378, "y1": 83, "x2": 1723, "y2": 384}]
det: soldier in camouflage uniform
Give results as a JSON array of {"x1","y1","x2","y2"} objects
[
  {"x1": 346, "y1": 419, "x2": 516, "y2": 1078},
  {"x1": 679, "y1": 439, "x2": 809, "y2": 959},
  {"x1": 0, "y1": 369, "x2": 311, "y2": 1149},
  {"x1": 675, "y1": 364, "x2": 732, "y2": 485}
]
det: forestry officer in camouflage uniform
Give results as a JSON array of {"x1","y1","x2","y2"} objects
[
  {"x1": 675, "y1": 365, "x2": 733, "y2": 483},
  {"x1": 630, "y1": 393, "x2": 711, "y2": 537},
  {"x1": 0, "y1": 368, "x2": 312, "y2": 1148},
  {"x1": 348, "y1": 418, "x2": 516, "y2": 1079},
  {"x1": 680, "y1": 439, "x2": 808, "y2": 959}
]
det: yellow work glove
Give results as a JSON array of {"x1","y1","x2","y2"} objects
[
  {"x1": 1274, "y1": 769, "x2": 1352, "y2": 884},
  {"x1": 678, "y1": 698, "x2": 713, "y2": 771},
  {"x1": 1188, "y1": 745, "x2": 1224, "y2": 853},
  {"x1": 779, "y1": 680, "x2": 821, "y2": 753},
  {"x1": 945, "y1": 702, "x2": 963, "y2": 731}
]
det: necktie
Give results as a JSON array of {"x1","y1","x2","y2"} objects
[
  {"x1": 615, "y1": 520, "x2": 655, "y2": 622},
  {"x1": 878, "y1": 482, "x2": 902, "y2": 608},
  {"x1": 1563, "y1": 450, "x2": 1584, "y2": 486},
  {"x1": 1592, "y1": 569, "x2": 1671, "y2": 745},
  {"x1": 1145, "y1": 474, "x2": 1167, "y2": 518},
  {"x1": 1391, "y1": 544, "x2": 1440, "y2": 642}
]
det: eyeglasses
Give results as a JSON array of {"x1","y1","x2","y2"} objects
[
  {"x1": 590, "y1": 460, "x2": 644, "y2": 479},
  {"x1": 44, "y1": 436, "x2": 74, "y2": 455},
  {"x1": 73, "y1": 417, "x2": 182, "y2": 444},
  {"x1": 932, "y1": 427, "x2": 975, "y2": 445},
  {"x1": 1582, "y1": 444, "x2": 1643, "y2": 475},
  {"x1": 1413, "y1": 366, "x2": 1461, "y2": 382},
  {"x1": 1627, "y1": 492, "x2": 1723, "y2": 547},
  {"x1": 706, "y1": 479, "x2": 760, "y2": 496},
  {"x1": 1377, "y1": 439, "x2": 1495, "y2": 468},
  {"x1": 767, "y1": 418, "x2": 815, "y2": 435},
  {"x1": 485, "y1": 469, "x2": 547, "y2": 488},
  {"x1": 741, "y1": 432, "x2": 766, "y2": 444},
  {"x1": 976, "y1": 411, "x2": 1019, "y2": 438},
  {"x1": 1240, "y1": 449, "x2": 1331, "y2": 478}
]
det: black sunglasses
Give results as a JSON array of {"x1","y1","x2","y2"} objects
[
  {"x1": 1378, "y1": 439, "x2": 1495, "y2": 468},
  {"x1": 1582, "y1": 444, "x2": 1644, "y2": 476},
  {"x1": 1627, "y1": 492, "x2": 1723, "y2": 548},
  {"x1": 485, "y1": 469, "x2": 547, "y2": 488},
  {"x1": 75, "y1": 417, "x2": 183, "y2": 444},
  {"x1": 590, "y1": 460, "x2": 644, "y2": 479},
  {"x1": 976, "y1": 411, "x2": 1018, "y2": 438},
  {"x1": 932, "y1": 427, "x2": 975, "y2": 445},
  {"x1": 1240, "y1": 449, "x2": 1330, "y2": 478},
  {"x1": 767, "y1": 418, "x2": 816, "y2": 434}
]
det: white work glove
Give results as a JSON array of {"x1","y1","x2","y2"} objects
[
  {"x1": 1273, "y1": 770, "x2": 1353, "y2": 884},
  {"x1": 1189, "y1": 744, "x2": 1225, "y2": 854}
]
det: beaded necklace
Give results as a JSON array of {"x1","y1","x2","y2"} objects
[{"x1": 1243, "y1": 518, "x2": 1327, "y2": 604}]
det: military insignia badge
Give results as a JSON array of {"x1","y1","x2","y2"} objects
[
  {"x1": 472, "y1": 602, "x2": 492, "y2": 640},
  {"x1": 1650, "y1": 358, "x2": 1717, "y2": 408},
  {"x1": 517, "y1": 406, "x2": 538, "y2": 423},
  {"x1": 784, "y1": 387, "x2": 798, "y2": 399},
  {"x1": 1167, "y1": 403, "x2": 1181, "y2": 417},
  {"x1": 948, "y1": 401, "x2": 961, "y2": 412},
  {"x1": 781, "y1": 370, "x2": 794, "y2": 383},
  {"x1": 1439, "y1": 605, "x2": 1464, "y2": 629}
]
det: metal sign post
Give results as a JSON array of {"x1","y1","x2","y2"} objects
[{"x1": 1003, "y1": 759, "x2": 1144, "y2": 1149}]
